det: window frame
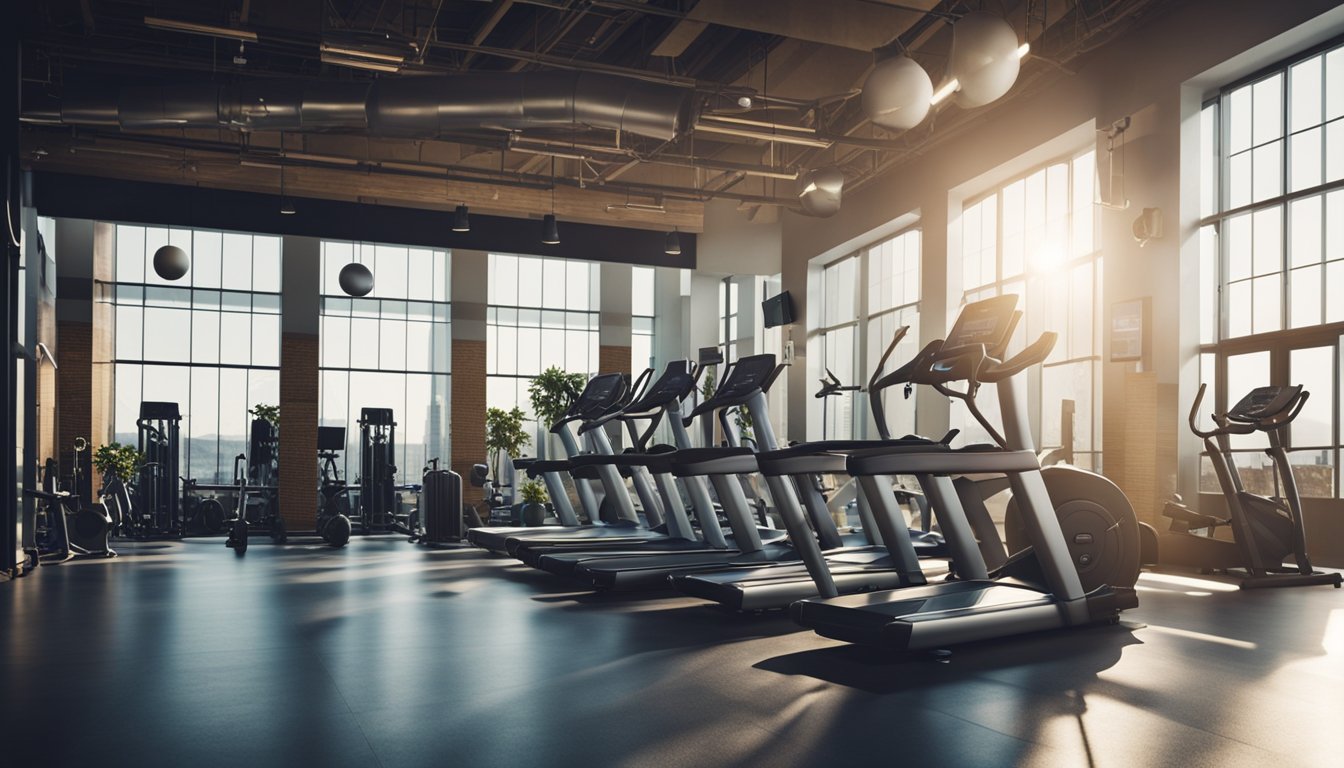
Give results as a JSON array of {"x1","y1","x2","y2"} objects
[{"x1": 1199, "y1": 36, "x2": 1344, "y2": 498}]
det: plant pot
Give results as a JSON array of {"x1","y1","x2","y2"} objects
[{"x1": 521, "y1": 502, "x2": 547, "y2": 527}]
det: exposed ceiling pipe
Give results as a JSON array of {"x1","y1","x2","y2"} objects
[{"x1": 35, "y1": 71, "x2": 694, "y2": 142}]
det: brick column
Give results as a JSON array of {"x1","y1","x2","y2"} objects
[
  {"x1": 450, "y1": 339, "x2": 487, "y2": 507},
  {"x1": 599, "y1": 346, "x2": 632, "y2": 377},
  {"x1": 53, "y1": 219, "x2": 113, "y2": 498},
  {"x1": 451, "y1": 250, "x2": 488, "y2": 507},
  {"x1": 278, "y1": 333, "x2": 319, "y2": 530},
  {"x1": 278, "y1": 236, "x2": 320, "y2": 530}
]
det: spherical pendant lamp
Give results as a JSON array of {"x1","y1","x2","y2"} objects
[
  {"x1": 339, "y1": 262, "x2": 375, "y2": 297},
  {"x1": 152, "y1": 244, "x2": 191, "y2": 281},
  {"x1": 948, "y1": 11, "x2": 1022, "y2": 109},
  {"x1": 861, "y1": 56, "x2": 933, "y2": 131}
]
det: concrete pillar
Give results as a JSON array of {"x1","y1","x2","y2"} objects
[
  {"x1": 451, "y1": 249, "x2": 488, "y2": 506},
  {"x1": 278, "y1": 236, "x2": 319, "y2": 530},
  {"x1": 599, "y1": 261, "x2": 633, "y2": 375}
]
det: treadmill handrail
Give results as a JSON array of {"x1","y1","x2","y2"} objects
[
  {"x1": 1188, "y1": 384, "x2": 1257, "y2": 439},
  {"x1": 978, "y1": 332, "x2": 1057, "y2": 383}
]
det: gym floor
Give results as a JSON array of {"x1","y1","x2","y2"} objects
[{"x1": 2, "y1": 539, "x2": 1340, "y2": 768}]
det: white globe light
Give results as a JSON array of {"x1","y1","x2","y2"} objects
[
  {"x1": 152, "y1": 244, "x2": 190, "y2": 281},
  {"x1": 861, "y1": 56, "x2": 933, "y2": 131},
  {"x1": 949, "y1": 11, "x2": 1021, "y2": 109},
  {"x1": 339, "y1": 262, "x2": 374, "y2": 297},
  {"x1": 798, "y1": 167, "x2": 845, "y2": 218}
]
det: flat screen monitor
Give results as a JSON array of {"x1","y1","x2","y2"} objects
[
  {"x1": 762, "y1": 291, "x2": 795, "y2": 328},
  {"x1": 317, "y1": 426, "x2": 347, "y2": 451}
]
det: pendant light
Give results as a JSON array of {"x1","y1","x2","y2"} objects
[
  {"x1": 279, "y1": 158, "x2": 296, "y2": 215},
  {"x1": 541, "y1": 157, "x2": 560, "y2": 245},
  {"x1": 664, "y1": 229, "x2": 681, "y2": 256}
]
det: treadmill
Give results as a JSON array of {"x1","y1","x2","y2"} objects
[
  {"x1": 791, "y1": 294, "x2": 1142, "y2": 651},
  {"x1": 466, "y1": 371, "x2": 658, "y2": 554},
  {"x1": 522, "y1": 356, "x2": 794, "y2": 577},
  {"x1": 555, "y1": 354, "x2": 823, "y2": 591},
  {"x1": 669, "y1": 327, "x2": 971, "y2": 611},
  {"x1": 506, "y1": 360, "x2": 744, "y2": 565}
]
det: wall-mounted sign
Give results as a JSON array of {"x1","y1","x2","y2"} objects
[{"x1": 1110, "y1": 297, "x2": 1150, "y2": 363}]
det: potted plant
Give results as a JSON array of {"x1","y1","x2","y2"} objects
[
  {"x1": 528, "y1": 366, "x2": 587, "y2": 457},
  {"x1": 518, "y1": 478, "x2": 550, "y2": 526},
  {"x1": 485, "y1": 406, "x2": 531, "y2": 485},
  {"x1": 249, "y1": 403, "x2": 279, "y2": 427},
  {"x1": 93, "y1": 442, "x2": 145, "y2": 485}
]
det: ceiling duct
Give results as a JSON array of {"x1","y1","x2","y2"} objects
[{"x1": 38, "y1": 72, "x2": 693, "y2": 142}]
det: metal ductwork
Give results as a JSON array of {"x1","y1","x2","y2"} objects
[{"x1": 39, "y1": 72, "x2": 693, "y2": 142}]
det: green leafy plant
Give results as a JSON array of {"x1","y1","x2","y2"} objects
[
  {"x1": 700, "y1": 365, "x2": 717, "y2": 401},
  {"x1": 93, "y1": 442, "x2": 145, "y2": 482},
  {"x1": 528, "y1": 367, "x2": 587, "y2": 430},
  {"x1": 734, "y1": 405, "x2": 754, "y2": 445},
  {"x1": 519, "y1": 479, "x2": 549, "y2": 505},
  {"x1": 249, "y1": 403, "x2": 280, "y2": 426},
  {"x1": 485, "y1": 406, "x2": 531, "y2": 480}
]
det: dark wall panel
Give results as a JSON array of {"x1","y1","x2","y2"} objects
[{"x1": 31, "y1": 172, "x2": 696, "y2": 269}]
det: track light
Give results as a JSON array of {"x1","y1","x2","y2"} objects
[
  {"x1": 930, "y1": 80, "x2": 959, "y2": 106},
  {"x1": 452, "y1": 204, "x2": 470, "y2": 232},
  {"x1": 144, "y1": 16, "x2": 257, "y2": 42},
  {"x1": 664, "y1": 230, "x2": 681, "y2": 256},
  {"x1": 541, "y1": 214, "x2": 560, "y2": 245}
]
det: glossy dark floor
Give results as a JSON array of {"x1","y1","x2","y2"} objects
[{"x1": 2, "y1": 538, "x2": 1341, "y2": 768}]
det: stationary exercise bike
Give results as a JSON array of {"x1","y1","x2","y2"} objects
[
  {"x1": 24, "y1": 440, "x2": 117, "y2": 562},
  {"x1": 1155, "y1": 384, "x2": 1340, "y2": 589},
  {"x1": 316, "y1": 426, "x2": 354, "y2": 547}
]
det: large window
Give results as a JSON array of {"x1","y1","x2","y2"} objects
[
  {"x1": 486, "y1": 253, "x2": 600, "y2": 441},
  {"x1": 957, "y1": 149, "x2": 1101, "y2": 469},
  {"x1": 110, "y1": 225, "x2": 281, "y2": 484},
  {"x1": 632, "y1": 266, "x2": 656, "y2": 380},
  {"x1": 815, "y1": 256, "x2": 858, "y2": 440},
  {"x1": 807, "y1": 229, "x2": 922, "y2": 442},
  {"x1": 319, "y1": 242, "x2": 451, "y2": 481},
  {"x1": 1198, "y1": 41, "x2": 1344, "y2": 497},
  {"x1": 718, "y1": 277, "x2": 740, "y2": 362},
  {"x1": 866, "y1": 230, "x2": 921, "y2": 439}
]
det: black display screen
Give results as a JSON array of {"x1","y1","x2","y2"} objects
[
  {"x1": 712, "y1": 354, "x2": 777, "y2": 400},
  {"x1": 572, "y1": 373, "x2": 626, "y2": 412},
  {"x1": 632, "y1": 362, "x2": 695, "y2": 408},
  {"x1": 943, "y1": 294, "x2": 1018, "y2": 354}
]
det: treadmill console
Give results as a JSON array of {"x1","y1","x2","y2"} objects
[
  {"x1": 942, "y1": 294, "x2": 1019, "y2": 355},
  {"x1": 628, "y1": 361, "x2": 696, "y2": 410},
  {"x1": 567, "y1": 373, "x2": 627, "y2": 417},
  {"x1": 1228, "y1": 385, "x2": 1302, "y2": 423},
  {"x1": 709, "y1": 354, "x2": 778, "y2": 402}
]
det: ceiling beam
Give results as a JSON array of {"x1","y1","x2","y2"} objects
[
  {"x1": 465, "y1": 0, "x2": 521, "y2": 68},
  {"x1": 671, "y1": 0, "x2": 940, "y2": 53}
]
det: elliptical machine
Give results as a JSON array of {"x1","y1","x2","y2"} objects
[{"x1": 1155, "y1": 384, "x2": 1340, "y2": 589}]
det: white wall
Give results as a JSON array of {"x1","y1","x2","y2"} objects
[{"x1": 696, "y1": 198, "x2": 782, "y2": 277}]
